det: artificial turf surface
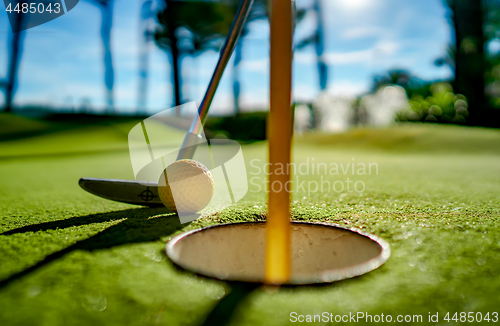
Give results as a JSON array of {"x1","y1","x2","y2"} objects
[{"x1": 0, "y1": 113, "x2": 499, "y2": 325}]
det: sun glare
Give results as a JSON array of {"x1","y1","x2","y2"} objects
[{"x1": 335, "y1": 0, "x2": 373, "y2": 11}]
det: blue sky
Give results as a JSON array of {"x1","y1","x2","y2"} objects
[{"x1": 0, "y1": 0, "x2": 453, "y2": 115}]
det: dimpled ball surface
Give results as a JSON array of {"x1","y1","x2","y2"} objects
[{"x1": 158, "y1": 159, "x2": 214, "y2": 214}]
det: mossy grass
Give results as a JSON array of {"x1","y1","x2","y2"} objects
[{"x1": 0, "y1": 115, "x2": 499, "y2": 325}]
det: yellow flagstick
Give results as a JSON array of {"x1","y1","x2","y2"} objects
[{"x1": 265, "y1": 0, "x2": 294, "y2": 284}]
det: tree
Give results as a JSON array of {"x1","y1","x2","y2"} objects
[
  {"x1": 230, "y1": 0, "x2": 268, "y2": 115},
  {"x1": 232, "y1": 38, "x2": 243, "y2": 115},
  {"x1": 439, "y1": 0, "x2": 500, "y2": 126},
  {"x1": 155, "y1": 0, "x2": 235, "y2": 115},
  {"x1": 444, "y1": 0, "x2": 486, "y2": 125},
  {"x1": 137, "y1": 0, "x2": 158, "y2": 115},
  {"x1": 295, "y1": 0, "x2": 328, "y2": 91},
  {"x1": 89, "y1": 0, "x2": 115, "y2": 114}
]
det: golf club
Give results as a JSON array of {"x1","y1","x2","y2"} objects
[{"x1": 79, "y1": 0, "x2": 254, "y2": 206}]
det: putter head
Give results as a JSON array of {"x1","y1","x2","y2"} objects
[{"x1": 79, "y1": 178, "x2": 166, "y2": 208}]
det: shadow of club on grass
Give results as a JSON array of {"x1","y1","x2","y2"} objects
[
  {"x1": 0, "y1": 207, "x2": 186, "y2": 288},
  {"x1": 0, "y1": 208, "x2": 358, "y2": 326},
  {"x1": 0, "y1": 207, "x2": 262, "y2": 326}
]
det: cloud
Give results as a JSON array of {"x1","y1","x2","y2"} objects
[
  {"x1": 294, "y1": 39, "x2": 399, "y2": 67},
  {"x1": 327, "y1": 80, "x2": 368, "y2": 96},
  {"x1": 182, "y1": 63, "x2": 215, "y2": 79},
  {"x1": 374, "y1": 40, "x2": 400, "y2": 55},
  {"x1": 333, "y1": 0, "x2": 377, "y2": 11},
  {"x1": 323, "y1": 49, "x2": 373, "y2": 65},
  {"x1": 294, "y1": 52, "x2": 316, "y2": 64},
  {"x1": 240, "y1": 88, "x2": 269, "y2": 110},
  {"x1": 322, "y1": 0, "x2": 379, "y2": 16},
  {"x1": 294, "y1": 84, "x2": 317, "y2": 102},
  {"x1": 295, "y1": 37, "x2": 400, "y2": 66},
  {"x1": 240, "y1": 58, "x2": 268, "y2": 72},
  {"x1": 340, "y1": 26, "x2": 385, "y2": 40}
]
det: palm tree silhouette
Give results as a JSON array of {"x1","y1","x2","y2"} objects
[
  {"x1": 89, "y1": 0, "x2": 116, "y2": 114},
  {"x1": 2, "y1": 12, "x2": 26, "y2": 112},
  {"x1": 230, "y1": 0, "x2": 267, "y2": 116},
  {"x1": 295, "y1": 0, "x2": 328, "y2": 91},
  {"x1": 155, "y1": 0, "x2": 236, "y2": 116},
  {"x1": 137, "y1": 0, "x2": 159, "y2": 116}
]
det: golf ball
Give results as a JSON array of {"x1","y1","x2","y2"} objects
[{"x1": 158, "y1": 159, "x2": 214, "y2": 214}]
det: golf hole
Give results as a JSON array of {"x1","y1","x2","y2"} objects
[{"x1": 166, "y1": 222, "x2": 390, "y2": 284}]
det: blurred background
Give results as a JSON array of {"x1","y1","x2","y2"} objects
[{"x1": 1, "y1": 0, "x2": 500, "y2": 141}]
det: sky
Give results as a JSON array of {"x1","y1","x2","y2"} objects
[{"x1": 0, "y1": 0, "x2": 453, "y2": 115}]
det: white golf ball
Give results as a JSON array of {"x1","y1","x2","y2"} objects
[{"x1": 158, "y1": 159, "x2": 214, "y2": 214}]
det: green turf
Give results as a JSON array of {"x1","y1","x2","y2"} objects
[{"x1": 0, "y1": 116, "x2": 499, "y2": 325}]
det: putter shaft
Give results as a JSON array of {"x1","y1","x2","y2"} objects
[{"x1": 177, "y1": 0, "x2": 254, "y2": 160}]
